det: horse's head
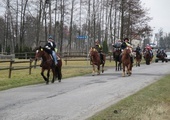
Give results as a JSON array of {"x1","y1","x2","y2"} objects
[
  {"x1": 89, "y1": 47, "x2": 97, "y2": 57},
  {"x1": 123, "y1": 47, "x2": 131, "y2": 55},
  {"x1": 35, "y1": 46, "x2": 45, "y2": 61}
]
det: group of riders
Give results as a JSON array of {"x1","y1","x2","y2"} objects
[
  {"x1": 111, "y1": 38, "x2": 167, "y2": 64},
  {"x1": 41, "y1": 35, "x2": 167, "y2": 67}
]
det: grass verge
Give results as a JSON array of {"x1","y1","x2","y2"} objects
[{"x1": 88, "y1": 74, "x2": 170, "y2": 120}]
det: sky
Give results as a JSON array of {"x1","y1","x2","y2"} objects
[{"x1": 141, "y1": 0, "x2": 170, "y2": 34}]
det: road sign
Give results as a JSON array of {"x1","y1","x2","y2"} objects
[{"x1": 77, "y1": 35, "x2": 87, "y2": 39}]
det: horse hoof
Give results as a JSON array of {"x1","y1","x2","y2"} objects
[
  {"x1": 122, "y1": 73, "x2": 125, "y2": 77},
  {"x1": 58, "y1": 79, "x2": 61, "y2": 82},
  {"x1": 46, "y1": 81, "x2": 49, "y2": 84}
]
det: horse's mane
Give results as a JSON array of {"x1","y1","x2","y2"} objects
[{"x1": 122, "y1": 48, "x2": 131, "y2": 58}]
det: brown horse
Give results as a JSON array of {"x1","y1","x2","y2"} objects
[
  {"x1": 89, "y1": 47, "x2": 106, "y2": 75},
  {"x1": 143, "y1": 49, "x2": 153, "y2": 65},
  {"x1": 35, "y1": 46, "x2": 62, "y2": 84},
  {"x1": 121, "y1": 47, "x2": 133, "y2": 77},
  {"x1": 135, "y1": 50, "x2": 142, "y2": 67},
  {"x1": 113, "y1": 48, "x2": 122, "y2": 71}
]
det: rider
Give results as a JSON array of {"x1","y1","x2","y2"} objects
[
  {"x1": 161, "y1": 49, "x2": 167, "y2": 57},
  {"x1": 112, "y1": 39, "x2": 122, "y2": 48},
  {"x1": 144, "y1": 44, "x2": 153, "y2": 58},
  {"x1": 121, "y1": 38, "x2": 134, "y2": 63},
  {"x1": 136, "y1": 44, "x2": 142, "y2": 55},
  {"x1": 156, "y1": 48, "x2": 161, "y2": 57},
  {"x1": 95, "y1": 39, "x2": 103, "y2": 63},
  {"x1": 136, "y1": 44, "x2": 141, "y2": 52},
  {"x1": 44, "y1": 35, "x2": 58, "y2": 66},
  {"x1": 112, "y1": 40, "x2": 122, "y2": 60}
]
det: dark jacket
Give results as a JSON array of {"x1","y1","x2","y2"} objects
[
  {"x1": 121, "y1": 42, "x2": 127, "y2": 49},
  {"x1": 136, "y1": 46, "x2": 141, "y2": 52},
  {"x1": 45, "y1": 41, "x2": 56, "y2": 51},
  {"x1": 95, "y1": 44, "x2": 102, "y2": 53}
]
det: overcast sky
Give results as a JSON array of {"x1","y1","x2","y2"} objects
[{"x1": 142, "y1": 0, "x2": 170, "y2": 34}]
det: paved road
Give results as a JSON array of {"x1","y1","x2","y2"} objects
[{"x1": 0, "y1": 62, "x2": 170, "y2": 120}]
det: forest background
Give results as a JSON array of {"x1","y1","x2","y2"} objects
[{"x1": 0, "y1": 0, "x2": 170, "y2": 55}]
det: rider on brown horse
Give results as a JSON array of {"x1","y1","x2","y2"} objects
[
  {"x1": 143, "y1": 44, "x2": 153, "y2": 58},
  {"x1": 95, "y1": 40, "x2": 104, "y2": 64},
  {"x1": 112, "y1": 40, "x2": 122, "y2": 60},
  {"x1": 41, "y1": 35, "x2": 58, "y2": 67},
  {"x1": 121, "y1": 38, "x2": 134, "y2": 64},
  {"x1": 135, "y1": 44, "x2": 142, "y2": 55}
]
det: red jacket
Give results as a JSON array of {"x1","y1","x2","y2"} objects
[{"x1": 145, "y1": 45, "x2": 152, "y2": 50}]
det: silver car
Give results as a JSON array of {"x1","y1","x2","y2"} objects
[{"x1": 166, "y1": 52, "x2": 170, "y2": 61}]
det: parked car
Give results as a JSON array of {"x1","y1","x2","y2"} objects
[{"x1": 166, "y1": 52, "x2": 170, "y2": 61}]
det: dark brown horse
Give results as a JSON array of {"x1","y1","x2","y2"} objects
[
  {"x1": 135, "y1": 50, "x2": 142, "y2": 67},
  {"x1": 35, "y1": 46, "x2": 62, "y2": 84},
  {"x1": 121, "y1": 47, "x2": 133, "y2": 77},
  {"x1": 113, "y1": 48, "x2": 122, "y2": 71},
  {"x1": 89, "y1": 47, "x2": 106, "y2": 75},
  {"x1": 143, "y1": 49, "x2": 153, "y2": 65},
  {"x1": 156, "y1": 51, "x2": 167, "y2": 62}
]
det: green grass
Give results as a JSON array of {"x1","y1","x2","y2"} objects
[{"x1": 88, "y1": 74, "x2": 170, "y2": 120}]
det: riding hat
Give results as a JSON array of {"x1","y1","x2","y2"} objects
[
  {"x1": 48, "y1": 35, "x2": 54, "y2": 42},
  {"x1": 124, "y1": 38, "x2": 129, "y2": 41}
]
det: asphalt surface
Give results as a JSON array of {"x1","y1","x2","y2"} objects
[{"x1": 0, "y1": 62, "x2": 170, "y2": 120}]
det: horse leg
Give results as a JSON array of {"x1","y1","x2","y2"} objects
[
  {"x1": 101, "y1": 64, "x2": 104, "y2": 73},
  {"x1": 58, "y1": 67, "x2": 62, "y2": 82},
  {"x1": 118, "y1": 62, "x2": 122, "y2": 71},
  {"x1": 46, "y1": 70, "x2": 50, "y2": 84},
  {"x1": 51, "y1": 68, "x2": 56, "y2": 83},
  {"x1": 122, "y1": 65, "x2": 125, "y2": 77},
  {"x1": 138, "y1": 61, "x2": 140, "y2": 66},
  {"x1": 55, "y1": 65, "x2": 62, "y2": 82},
  {"x1": 92, "y1": 64, "x2": 95, "y2": 76},
  {"x1": 97, "y1": 65, "x2": 100, "y2": 75},
  {"x1": 128, "y1": 64, "x2": 132, "y2": 76},
  {"x1": 115, "y1": 61, "x2": 117, "y2": 71},
  {"x1": 41, "y1": 69, "x2": 49, "y2": 84}
]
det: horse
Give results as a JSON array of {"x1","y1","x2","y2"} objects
[
  {"x1": 121, "y1": 47, "x2": 133, "y2": 77},
  {"x1": 89, "y1": 47, "x2": 106, "y2": 75},
  {"x1": 35, "y1": 46, "x2": 62, "y2": 84},
  {"x1": 135, "y1": 50, "x2": 142, "y2": 67},
  {"x1": 156, "y1": 51, "x2": 167, "y2": 62},
  {"x1": 143, "y1": 49, "x2": 153, "y2": 65},
  {"x1": 113, "y1": 47, "x2": 122, "y2": 71}
]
